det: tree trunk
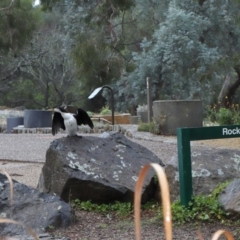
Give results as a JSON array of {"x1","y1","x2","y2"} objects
[
  {"x1": 45, "y1": 83, "x2": 49, "y2": 109},
  {"x1": 221, "y1": 66, "x2": 240, "y2": 108},
  {"x1": 218, "y1": 75, "x2": 230, "y2": 105}
]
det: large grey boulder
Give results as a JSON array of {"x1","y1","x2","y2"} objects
[
  {"x1": 165, "y1": 146, "x2": 240, "y2": 201},
  {"x1": 219, "y1": 179, "x2": 240, "y2": 216},
  {"x1": 0, "y1": 173, "x2": 75, "y2": 236},
  {"x1": 37, "y1": 132, "x2": 164, "y2": 204}
]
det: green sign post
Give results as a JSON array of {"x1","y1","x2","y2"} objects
[{"x1": 177, "y1": 125, "x2": 240, "y2": 207}]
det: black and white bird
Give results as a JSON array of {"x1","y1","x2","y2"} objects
[{"x1": 52, "y1": 106, "x2": 94, "y2": 137}]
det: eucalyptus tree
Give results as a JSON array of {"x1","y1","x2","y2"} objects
[
  {"x1": 55, "y1": 0, "x2": 135, "y2": 91},
  {"x1": 46, "y1": 0, "x2": 169, "y2": 110},
  {"x1": 177, "y1": 0, "x2": 240, "y2": 107},
  {"x1": 39, "y1": 0, "x2": 240, "y2": 112},
  {"x1": 115, "y1": 0, "x2": 240, "y2": 111}
]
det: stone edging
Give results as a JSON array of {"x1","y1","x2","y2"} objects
[{"x1": 0, "y1": 124, "x2": 134, "y2": 138}]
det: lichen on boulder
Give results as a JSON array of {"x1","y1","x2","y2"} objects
[{"x1": 37, "y1": 132, "x2": 164, "y2": 204}]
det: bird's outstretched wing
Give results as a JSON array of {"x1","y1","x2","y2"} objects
[
  {"x1": 52, "y1": 112, "x2": 65, "y2": 135},
  {"x1": 75, "y1": 108, "x2": 94, "y2": 129}
]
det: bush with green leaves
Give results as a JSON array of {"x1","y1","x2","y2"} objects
[
  {"x1": 100, "y1": 106, "x2": 112, "y2": 115},
  {"x1": 205, "y1": 105, "x2": 218, "y2": 123},
  {"x1": 216, "y1": 107, "x2": 234, "y2": 125},
  {"x1": 206, "y1": 105, "x2": 240, "y2": 125},
  {"x1": 71, "y1": 200, "x2": 132, "y2": 217},
  {"x1": 137, "y1": 121, "x2": 160, "y2": 134},
  {"x1": 171, "y1": 181, "x2": 230, "y2": 224},
  {"x1": 222, "y1": 106, "x2": 240, "y2": 125},
  {"x1": 87, "y1": 111, "x2": 94, "y2": 117}
]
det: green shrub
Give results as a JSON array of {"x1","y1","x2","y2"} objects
[
  {"x1": 138, "y1": 121, "x2": 160, "y2": 134},
  {"x1": 206, "y1": 105, "x2": 218, "y2": 122},
  {"x1": 100, "y1": 106, "x2": 111, "y2": 115},
  {"x1": 72, "y1": 199, "x2": 132, "y2": 216},
  {"x1": 206, "y1": 104, "x2": 240, "y2": 125},
  {"x1": 87, "y1": 111, "x2": 94, "y2": 117},
  {"x1": 171, "y1": 181, "x2": 230, "y2": 224},
  {"x1": 138, "y1": 122, "x2": 151, "y2": 132},
  {"x1": 216, "y1": 107, "x2": 234, "y2": 125},
  {"x1": 71, "y1": 182, "x2": 232, "y2": 225}
]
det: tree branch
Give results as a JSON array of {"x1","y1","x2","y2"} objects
[{"x1": 0, "y1": 0, "x2": 15, "y2": 12}]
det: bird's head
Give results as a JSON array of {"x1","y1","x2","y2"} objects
[{"x1": 53, "y1": 106, "x2": 67, "y2": 113}]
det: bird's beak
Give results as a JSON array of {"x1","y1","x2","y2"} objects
[{"x1": 54, "y1": 108, "x2": 60, "y2": 113}]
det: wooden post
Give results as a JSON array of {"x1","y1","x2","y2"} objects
[{"x1": 146, "y1": 77, "x2": 153, "y2": 123}]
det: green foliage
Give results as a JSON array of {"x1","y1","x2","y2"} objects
[
  {"x1": 72, "y1": 199, "x2": 162, "y2": 217},
  {"x1": 87, "y1": 111, "x2": 94, "y2": 117},
  {"x1": 171, "y1": 181, "x2": 230, "y2": 224},
  {"x1": 138, "y1": 121, "x2": 153, "y2": 132},
  {"x1": 72, "y1": 199, "x2": 132, "y2": 217},
  {"x1": 138, "y1": 121, "x2": 160, "y2": 134},
  {"x1": 71, "y1": 182, "x2": 231, "y2": 225},
  {"x1": 115, "y1": 0, "x2": 240, "y2": 110},
  {"x1": 137, "y1": 122, "x2": 149, "y2": 132},
  {"x1": 0, "y1": 10, "x2": 83, "y2": 108},
  {"x1": 3, "y1": 0, "x2": 240, "y2": 114},
  {"x1": 217, "y1": 107, "x2": 234, "y2": 125},
  {"x1": 206, "y1": 104, "x2": 240, "y2": 125},
  {"x1": 211, "y1": 181, "x2": 230, "y2": 199},
  {"x1": 100, "y1": 106, "x2": 112, "y2": 115},
  {"x1": 205, "y1": 105, "x2": 218, "y2": 123},
  {"x1": 47, "y1": 225, "x2": 55, "y2": 230},
  {"x1": 40, "y1": 0, "x2": 60, "y2": 11},
  {"x1": 0, "y1": 0, "x2": 41, "y2": 54},
  {"x1": 48, "y1": 0, "x2": 167, "y2": 111},
  {"x1": 0, "y1": 78, "x2": 46, "y2": 108}
]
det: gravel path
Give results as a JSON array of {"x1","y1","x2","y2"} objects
[
  {"x1": 0, "y1": 134, "x2": 59, "y2": 187},
  {"x1": 0, "y1": 134, "x2": 59, "y2": 162},
  {"x1": 0, "y1": 133, "x2": 100, "y2": 187}
]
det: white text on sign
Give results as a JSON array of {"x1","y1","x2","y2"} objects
[{"x1": 222, "y1": 127, "x2": 240, "y2": 135}]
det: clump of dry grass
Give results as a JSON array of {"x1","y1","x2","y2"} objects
[
  {"x1": 134, "y1": 163, "x2": 235, "y2": 240},
  {"x1": 0, "y1": 169, "x2": 39, "y2": 240}
]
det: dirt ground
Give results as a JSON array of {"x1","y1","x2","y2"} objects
[
  {"x1": 197, "y1": 138, "x2": 240, "y2": 149},
  {"x1": 50, "y1": 209, "x2": 239, "y2": 240}
]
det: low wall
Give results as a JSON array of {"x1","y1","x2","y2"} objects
[
  {"x1": 93, "y1": 114, "x2": 131, "y2": 124},
  {"x1": 153, "y1": 100, "x2": 203, "y2": 135}
]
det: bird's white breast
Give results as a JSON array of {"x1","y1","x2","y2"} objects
[{"x1": 62, "y1": 113, "x2": 78, "y2": 136}]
